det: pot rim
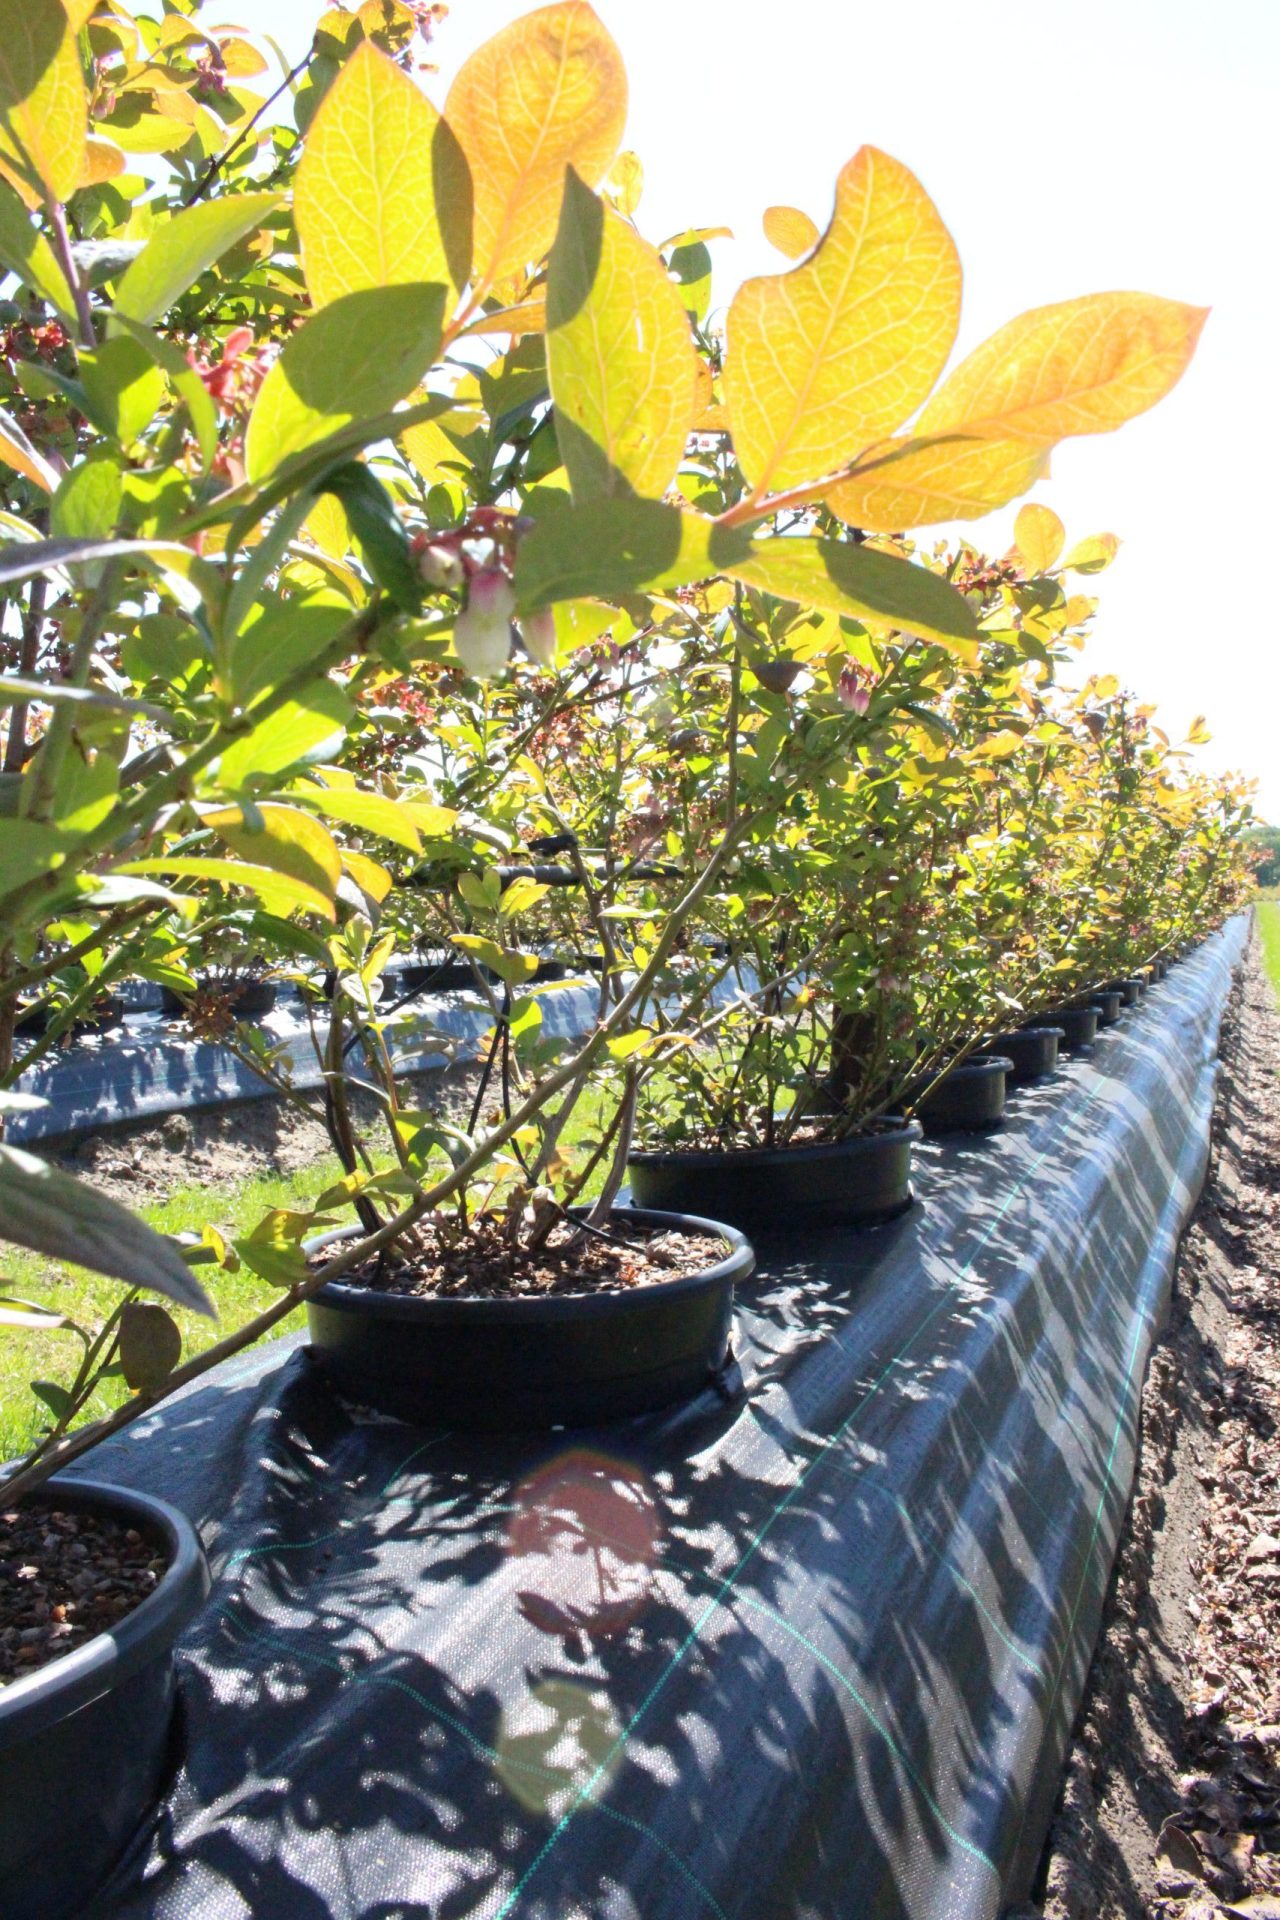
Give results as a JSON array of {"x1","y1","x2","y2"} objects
[
  {"x1": 628, "y1": 1114, "x2": 923, "y2": 1173},
  {"x1": 306, "y1": 1206, "x2": 755, "y2": 1324},
  {"x1": 0, "y1": 1477, "x2": 208, "y2": 1748}
]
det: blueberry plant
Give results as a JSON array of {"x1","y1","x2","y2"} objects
[{"x1": 0, "y1": 0, "x2": 1237, "y2": 1490}]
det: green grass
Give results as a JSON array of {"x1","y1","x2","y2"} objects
[
  {"x1": 0, "y1": 1157, "x2": 348, "y2": 1461},
  {"x1": 0, "y1": 1082, "x2": 622, "y2": 1463},
  {"x1": 1258, "y1": 900, "x2": 1280, "y2": 1006}
]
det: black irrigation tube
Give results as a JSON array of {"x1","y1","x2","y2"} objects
[{"x1": 58, "y1": 915, "x2": 1246, "y2": 1920}]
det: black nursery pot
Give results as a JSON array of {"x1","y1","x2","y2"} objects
[
  {"x1": 979, "y1": 1025, "x2": 1063, "y2": 1083},
  {"x1": 161, "y1": 979, "x2": 277, "y2": 1018},
  {"x1": 306, "y1": 1208, "x2": 754, "y2": 1430},
  {"x1": 916, "y1": 1055, "x2": 1013, "y2": 1134},
  {"x1": 400, "y1": 957, "x2": 484, "y2": 994},
  {"x1": 0, "y1": 1480, "x2": 209, "y2": 1920},
  {"x1": 1087, "y1": 987, "x2": 1124, "y2": 1025},
  {"x1": 1046, "y1": 1004, "x2": 1099, "y2": 1050},
  {"x1": 1104, "y1": 976, "x2": 1145, "y2": 1007},
  {"x1": 628, "y1": 1117, "x2": 921, "y2": 1235}
]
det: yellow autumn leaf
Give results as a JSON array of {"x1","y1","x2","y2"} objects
[
  {"x1": 445, "y1": 0, "x2": 626, "y2": 304},
  {"x1": 546, "y1": 167, "x2": 698, "y2": 502},
  {"x1": 294, "y1": 41, "x2": 470, "y2": 307},
  {"x1": 342, "y1": 848, "x2": 393, "y2": 903},
  {"x1": 78, "y1": 135, "x2": 124, "y2": 187},
  {"x1": 826, "y1": 432, "x2": 1048, "y2": 532},
  {"x1": 0, "y1": 0, "x2": 87, "y2": 209},
  {"x1": 1013, "y1": 502, "x2": 1065, "y2": 574},
  {"x1": 204, "y1": 802, "x2": 343, "y2": 906},
  {"x1": 1185, "y1": 715, "x2": 1211, "y2": 746},
  {"x1": 0, "y1": 402, "x2": 58, "y2": 491},
  {"x1": 1062, "y1": 531, "x2": 1120, "y2": 574},
  {"x1": 762, "y1": 205, "x2": 819, "y2": 261},
  {"x1": 456, "y1": 296, "x2": 547, "y2": 339},
  {"x1": 605, "y1": 149, "x2": 643, "y2": 217},
  {"x1": 917, "y1": 293, "x2": 1208, "y2": 444},
  {"x1": 724, "y1": 147, "x2": 961, "y2": 501}
]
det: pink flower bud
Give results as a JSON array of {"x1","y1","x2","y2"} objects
[
  {"x1": 455, "y1": 570, "x2": 515, "y2": 680},
  {"x1": 412, "y1": 539, "x2": 464, "y2": 590},
  {"x1": 520, "y1": 606, "x2": 557, "y2": 670},
  {"x1": 838, "y1": 666, "x2": 871, "y2": 715}
]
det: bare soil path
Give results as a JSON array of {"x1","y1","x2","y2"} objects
[{"x1": 1021, "y1": 933, "x2": 1280, "y2": 1919}]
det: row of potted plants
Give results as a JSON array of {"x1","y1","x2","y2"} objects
[{"x1": 0, "y1": 0, "x2": 1253, "y2": 1907}]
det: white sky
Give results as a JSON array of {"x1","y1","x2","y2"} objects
[{"x1": 256, "y1": 0, "x2": 1280, "y2": 817}]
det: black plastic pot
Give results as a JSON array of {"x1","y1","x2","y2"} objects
[
  {"x1": 979, "y1": 1025, "x2": 1063, "y2": 1082},
  {"x1": 916, "y1": 1056, "x2": 1013, "y2": 1134},
  {"x1": 161, "y1": 979, "x2": 277, "y2": 1018},
  {"x1": 306, "y1": 1208, "x2": 754, "y2": 1430},
  {"x1": 1104, "y1": 976, "x2": 1145, "y2": 1007},
  {"x1": 628, "y1": 1118, "x2": 921, "y2": 1234},
  {"x1": 400, "y1": 957, "x2": 484, "y2": 994},
  {"x1": 1046, "y1": 1004, "x2": 1099, "y2": 1050},
  {"x1": 0, "y1": 1479, "x2": 209, "y2": 1920},
  {"x1": 16, "y1": 994, "x2": 124, "y2": 1038},
  {"x1": 1087, "y1": 987, "x2": 1123, "y2": 1026}
]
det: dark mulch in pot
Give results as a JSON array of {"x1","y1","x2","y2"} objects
[
  {"x1": 0, "y1": 1506, "x2": 166, "y2": 1686},
  {"x1": 1021, "y1": 931, "x2": 1280, "y2": 1920},
  {"x1": 326, "y1": 1218, "x2": 727, "y2": 1301}
]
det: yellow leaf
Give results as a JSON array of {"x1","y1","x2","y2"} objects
[
  {"x1": 1062, "y1": 531, "x2": 1120, "y2": 574},
  {"x1": 216, "y1": 37, "x2": 269, "y2": 78},
  {"x1": 0, "y1": 0, "x2": 87, "y2": 209},
  {"x1": 0, "y1": 401, "x2": 59, "y2": 491},
  {"x1": 917, "y1": 293, "x2": 1208, "y2": 444},
  {"x1": 117, "y1": 856, "x2": 335, "y2": 920},
  {"x1": 762, "y1": 205, "x2": 819, "y2": 260},
  {"x1": 304, "y1": 491, "x2": 350, "y2": 559},
  {"x1": 204, "y1": 802, "x2": 343, "y2": 904},
  {"x1": 341, "y1": 848, "x2": 392, "y2": 903},
  {"x1": 546, "y1": 167, "x2": 698, "y2": 502},
  {"x1": 1185, "y1": 714, "x2": 1211, "y2": 746},
  {"x1": 1013, "y1": 502, "x2": 1065, "y2": 574},
  {"x1": 826, "y1": 432, "x2": 1048, "y2": 532},
  {"x1": 445, "y1": 0, "x2": 626, "y2": 303},
  {"x1": 605, "y1": 148, "x2": 643, "y2": 217},
  {"x1": 723, "y1": 147, "x2": 961, "y2": 500},
  {"x1": 294, "y1": 40, "x2": 470, "y2": 308},
  {"x1": 456, "y1": 296, "x2": 546, "y2": 340},
  {"x1": 78, "y1": 134, "x2": 124, "y2": 187}
]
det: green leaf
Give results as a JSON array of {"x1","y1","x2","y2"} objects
[
  {"x1": 78, "y1": 334, "x2": 166, "y2": 447},
  {"x1": 217, "y1": 679, "x2": 352, "y2": 786},
  {"x1": 0, "y1": 178, "x2": 74, "y2": 320},
  {"x1": 451, "y1": 932, "x2": 537, "y2": 985},
  {"x1": 294, "y1": 783, "x2": 422, "y2": 853},
  {"x1": 32, "y1": 1379, "x2": 74, "y2": 1422},
  {"x1": 546, "y1": 167, "x2": 698, "y2": 503},
  {"x1": 109, "y1": 314, "x2": 218, "y2": 470},
  {"x1": 724, "y1": 537, "x2": 980, "y2": 653},
  {"x1": 117, "y1": 1299, "x2": 182, "y2": 1390},
  {"x1": 515, "y1": 496, "x2": 752, "y2": 608},
  {"x1": 51, "y1": 452, "x2": 123, "y2": 545},
  {"x1": 0, "y1": 1142, "x2": 214, "y2": 1315},
  {"x1": 320, "y1": 461, "x2": 421, "y2": 611},
  {"x1": 111, "y1": 191, "x2": 282, "y2": 329},
  {"x1": 116, "y1": 855, "x2": 337, "y2": 920},
  {"x1": 244, "y1": 283, "x2": 448, "y2": 483},
  {"x1": 606, "y1": 1028, "x2": 652, "y2": 1060}
]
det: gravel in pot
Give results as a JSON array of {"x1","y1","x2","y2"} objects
[
  {"x1": 628, "y1": 1116, "x2": 921, "y2": 1235},
  {"x1": 0, "y1": 1480, "x2": 209, "y2": 1920},
  {"x1": 306, "y1": 1208, "x2": 754, "y2": 1429}
]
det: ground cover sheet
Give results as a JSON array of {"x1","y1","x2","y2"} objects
[{"x1": 70, "y1": 919, "x2": 1247, "y2": 1920}]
